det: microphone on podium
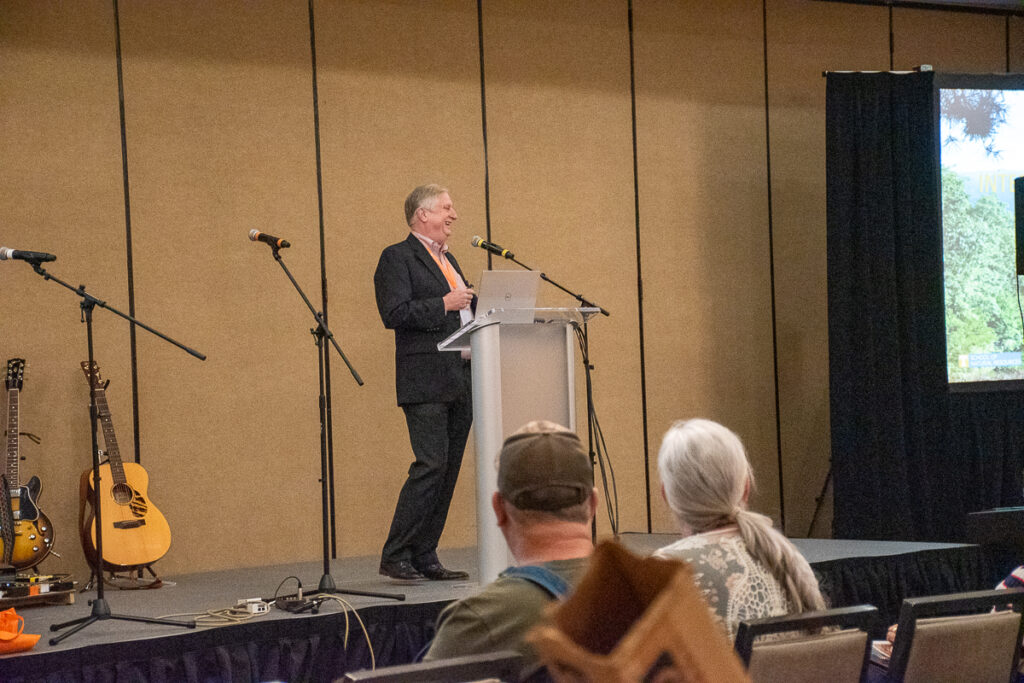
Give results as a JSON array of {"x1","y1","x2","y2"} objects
[{"x1": 471, "y1": 236, "x2": 514, "y2": 260}]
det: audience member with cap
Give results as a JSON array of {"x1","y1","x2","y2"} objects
[
  {"x1": 654, "y1": 418, "x2": 826, "y2": 641},
  {"x1": 424, "y1": 420, "x2": 597, "y2": 669}
]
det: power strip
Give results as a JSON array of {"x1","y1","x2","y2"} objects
[{"x1": 236, "y1": 598, "x2": 269, "y2": 615}]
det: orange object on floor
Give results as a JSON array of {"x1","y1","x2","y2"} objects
[{"x1": 0, "y1": 607, "x2": 41, "y2": 654}]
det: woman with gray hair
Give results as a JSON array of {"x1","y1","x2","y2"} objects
[{"x1": 654, "y1": 418, "x2": 825, "y2": 641}]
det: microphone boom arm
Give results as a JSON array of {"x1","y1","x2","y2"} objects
[
  {"x1": 29, "y1": 263, "x2": 207, "y2": 360},
  {"x1": 503, "y1": 253, "x2": 610, "y2": 317}
]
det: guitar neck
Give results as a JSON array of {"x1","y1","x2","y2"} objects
[
  {"x1": 5, "y1": 388, "x2": 17, "y2": 489},
  {"x1": 91, "y1": 388, "x2": 127, "y2": 485}
]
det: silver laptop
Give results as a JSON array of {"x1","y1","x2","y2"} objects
[{"x1": 475, "y1": 270, "x2": 541, "y2": 324}]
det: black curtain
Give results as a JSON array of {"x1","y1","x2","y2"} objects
[{"x1": 826, "y1": 71, "x2": 1024, "y2": 542}]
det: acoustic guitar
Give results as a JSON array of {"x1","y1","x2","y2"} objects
[
  {"x1": 80, "y1": 361, "x2": 171, "y2": 570},
  {"x1": 4, "y1": 358, "x2": 54, "y2": 569}
]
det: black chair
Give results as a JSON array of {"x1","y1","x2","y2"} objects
[
  {"x1": 734, "y1": 604, "x2": 879, "y2": 683},
  {"x1": 339, "y1": 650, "x2": 525, "y2": 683},
  {"x1": 885, "y1": 587, "x2": 1024, "y2": 683}
]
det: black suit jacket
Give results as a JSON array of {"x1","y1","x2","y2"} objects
[{"x1": 374, "y1": 233, "x2": 473, "y2": 405}]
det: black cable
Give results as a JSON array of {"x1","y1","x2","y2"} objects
[
  {"x1": 273, "y1": 575, "x2": 303, "y2": 600},
  {"x1": 762, "y1": 0, "x2": 786, "y2": 532},
  {"x1": 625, "y1": 0, "x2": 653, "y2": 534},
  {"x1": 574, "y1": 326, "x2": 619, "y2": 535},
  {"x1": 476, "y1": 0, "x2": 493, "y2": 271},
  {"x1": 111, "y1": 0, "x2": 143, "y2": 468}
]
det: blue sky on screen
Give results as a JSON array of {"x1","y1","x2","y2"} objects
[{"x1": 942, "y1": 89, "x2": 1024, "y2": 209}]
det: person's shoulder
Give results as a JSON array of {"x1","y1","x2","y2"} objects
[
  {"x1": 433, "y1": 577, "x2": 542, "y2": 633},
  {"x1": 540, "y1": 556, "x2": 590, "y2": 579},
  {"x1": 654, "y1": 535, "x2": 711, "y2": 560},
  {"x1": 381, "y1": 234, "x2": 416, "y2": 254}
]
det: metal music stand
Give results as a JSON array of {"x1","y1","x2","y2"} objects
[{"x1": 15, "y1": 259, "x2": 204, "y2": 644}]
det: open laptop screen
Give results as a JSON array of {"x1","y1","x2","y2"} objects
[{"x1": 475, "y1": 270, "x2": 541, "y2": 323}]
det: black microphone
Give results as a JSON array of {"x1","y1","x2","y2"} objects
[
  {"x1": 248, "y1": 230, "x2": 291, "y2": 249},
  {"x1": 471, "y1": 236, "x2": 514, "y2": 259},
  {"x1": 0, "y1": 247, "x2": 56, "y2": 263}
]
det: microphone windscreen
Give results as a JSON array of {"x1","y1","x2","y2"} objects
[
  {"x1": 248, "y1": 229, "x2": 260, "y2": 241},
  {"x1": 471, "y1": 236, "x2": 483, "y2": 247}
]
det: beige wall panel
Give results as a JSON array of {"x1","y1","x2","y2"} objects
[
  {"x1": 314, "y1": 0, "x2": 486, "y2": 558},
  {"x1": 1012, "y1": 17, "x2": 1024, "y2": 72},
  {"x1": 893, "y1": 8, "x2": 1006, "y2": 72},
  {"x1": 766, "y1": 0, "x2": 889, "y2": 538},
  {"x1": 633, "y1": 0, "x2": 777, "y2": 535},
  {"x1": 481, "y1": 0, "x2": 644, "y2": 537},
  {"x1": 117, "y1": 1, "x2": 323, "y2": 573},
  {"x1": 0, "y1": 1, "x2": 130, "y2": 578}
]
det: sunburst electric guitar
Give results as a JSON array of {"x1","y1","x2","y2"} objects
[
  {"x1": 80, "y1": 361, "x2": 171, "y2": 570},
  {"x1": 0, "y1": 475, "x2": 15, "y2": 568},
  {"x1": 4, "y1": 358, "x2": 54, "y2": 569}
]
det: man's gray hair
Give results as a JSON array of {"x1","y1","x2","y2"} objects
[{"x1": 404, "y1": 184, "x2": 449, "y2": 226}]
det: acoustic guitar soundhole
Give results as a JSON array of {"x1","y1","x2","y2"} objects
[{"x1": 112, "y1": 482, "x2": 135, "y2": 506}]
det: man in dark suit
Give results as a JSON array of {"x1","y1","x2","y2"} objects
[{"x1": 373, "y1": 184, "x2": 475, "y2": 581}]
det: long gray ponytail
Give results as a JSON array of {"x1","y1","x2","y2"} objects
[{"x1": 658, "y1": 419, "x2": 825, "y2": 613}]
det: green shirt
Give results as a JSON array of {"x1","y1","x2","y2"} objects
[{"x1": 424, "y1": 556, "x2": 589, "y2": 666}]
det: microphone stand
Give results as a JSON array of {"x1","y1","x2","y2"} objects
[
  {"x1": 494, "y1": 252, "x2": 614, "y2": 541},
  {"x1": 260, "y1": 245, "x2": 403, "y2": 601},
  {"x1": 21, "y1": 261, "x2": 203, "y2": 645}
]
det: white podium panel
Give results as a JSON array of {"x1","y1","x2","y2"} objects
[{"x1": 439, "y1": 308, "x2": 597, "y2": 583}]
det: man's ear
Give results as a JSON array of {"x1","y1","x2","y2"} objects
[
  {"x1": 492, "y1": 491, "x2": 508, "y2": 526},
  {"x1": 742, "y1": 477, "x2": 751, "y2": 506},
  {"x1": 587, "y1": 488, "x2": 598, "y2": 519}
]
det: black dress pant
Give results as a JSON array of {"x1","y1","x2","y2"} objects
[{"x1": 381, "y1": 392, "x2": 473, "y2": 567}]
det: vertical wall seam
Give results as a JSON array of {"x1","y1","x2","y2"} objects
[
  {"x1": 1006, "y1": 15, "x2": 1011, "y2": 73},
  {"x1": 307, "y1": 0, "x2": 337, "y2": 556},
  {"x1": 889, "y1": 6, "x2": 895, "y2": 70},
  {"x1": 762, "y1": 0, "x2": 786, "y2": 532},
  {"x1": 477, "y1": 0, "x2": 492, "y2": 272},
  {"x1": 626, "y1": 0, "x2": 652, "y2": 533},
  {"x1": 111, "y1": 0, "x2": 142, "y2": 465}
]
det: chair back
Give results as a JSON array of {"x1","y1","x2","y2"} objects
[
  {"x1": 734, "y1": 604, "x2": 878, "y2": 683},
  {"x1": 339, "y1": 650, "x2": 524, "y2": 683},
  {"x1": 888, "y1": 587, "x2": 1024, "y2": 683}
]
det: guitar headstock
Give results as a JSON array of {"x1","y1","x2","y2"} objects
[
  {"x1": 80, "y1": 360, "x2": 103, "y2": 390},
  {"x1": 5, "y1": 359, "x2": 25, "y2": 392}
]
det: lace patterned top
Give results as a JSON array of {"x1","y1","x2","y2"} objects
[{"x1": 654, "y1": 527, "x2": 793, "y2": 641}]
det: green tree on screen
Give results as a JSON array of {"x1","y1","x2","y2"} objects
[{"x1": 942, "y1": 167, "x2": 1021, "y2": 381}]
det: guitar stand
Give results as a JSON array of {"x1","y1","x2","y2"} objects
[
  {"x1": 17, "y1": 264, "x2": 205, "y2": 645},
  {"x1": 104, "y1": 565, "x2": 163, "y2": 590}
]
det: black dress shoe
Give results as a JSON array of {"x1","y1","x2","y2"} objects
[
  {"x1": 379, "y1": 560, "x2": 425, "y2": 581},
  {"x1": 415, "y1": 562, "x2": 469, "y2": 581}
]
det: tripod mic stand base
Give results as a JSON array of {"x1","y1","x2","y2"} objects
[
  {"x1": 315, "y1": 572, "x2": 405, "y2": 601},
  {"x1": 49, "y1": 596, "x2": 195, "y2": 646},
  {"x1": 317, "y1": 573, "x2": 336, "y2": 593}
]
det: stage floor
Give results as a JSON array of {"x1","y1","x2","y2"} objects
[
  {"x1": 10, "y1": 548, "x2": 482, "y2": 656},
  {"x1": 1, "y1": 535, "x2": 986, "y2": 680}
]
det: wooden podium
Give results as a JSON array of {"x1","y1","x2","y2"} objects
[{"x1": 439, "y1": 307, "x2": 599, "y2": 583}]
